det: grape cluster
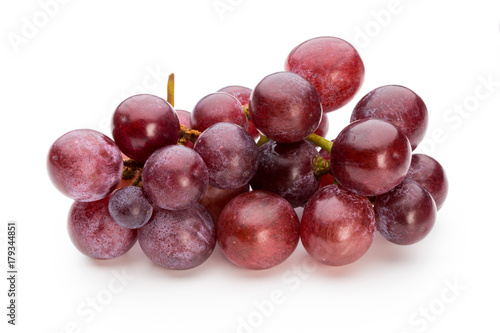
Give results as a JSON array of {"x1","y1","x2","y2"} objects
[{"x1": 47, "y1": 36, "x2": 448, "y2": 270}]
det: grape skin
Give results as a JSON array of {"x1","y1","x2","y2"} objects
[
  {"x1": 191, "y1": 92, "x2": 248, "y2": 132},
  {"x1": 68, "y1": 196, "x2": 137, "y2": 259},
  {"x1": 250, "y1": 140, "x2": 319, "y2": 208},
  {"x1": 249, "y1": 71, "x2": 322, "y2": 143},
  {"x1": 405, "y1": 154, "x2": 448, "y2": 210},
  {"x1": 142, "y1": 145, "x2": 208, "y2": 210},
  {"x1": 47, "y1": 129, "x2": 123, "y2": 202},
  {"x1": 331, "y1": 119, "x2": 412, "y2": 196},
  {"x1": 217, "y1": 191, "x2": 300, "y2": 270},
  {"x1": 375, "y1": 180, "x2": 437, "y2": 245},
  {"x1": 194, "y1": 122, "x2": 259, "y2": 189},
  {"x1": 285, "y1": 36, "x2": 365, "y2": 112},
  {"x1": 351, "y1": 85, "x2": 428, "y2": 150},
  {"x1": 199, "y1": 184, "x2": 249, "y2": 227},
  {"x1": 112, "y1": 94, "x2": 180, "y2": 163},
  {"x1": 108, "y1": 186, "x2": 153, "y2": 229},
  {"x1": 138, "y1": 204, "x2": 216, "y2": 270},
  {"x1": 300, "y1": 184, "x2": 376, "y2": 266}
]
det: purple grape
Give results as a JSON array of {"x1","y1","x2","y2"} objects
[
  {"x1": 47, "y1": 129, "x2": 123, "y2": 202},
  {"x1": 112, "y1": 94, "x2": 180, "y2": 162},
  {"x1": 217, "y1": 85, "x2": 260, "y2": 140},
  {"x1": 217, "y1": 191, "x2": 300, "y2": 270},
  {"x1": 68, "y1": 196, "x2": 137, "y2": 259},
  {"x1": 314, "y1": 113, "x2": 330, "y2": 137},
  {"x1": 138, "y1": 204, "x2": 216, "y2": 270},
  {"x1": 300, "y1": 184, "x2": 376, "y2": 266},
  {"x1": 285, "y1": 36, "x2": 365, "y2": 112},
  {"x1": 194, "y1": 122, "x2": 259, "y2": 189},
  {"x1": 108, "y1": 186, "x2": 153, "y2": 229},
  {"x1": 375, "y1": 180, "x2": 437, "y2": 245},
  {"x1": 405, "y1": 154, "x2": 448, "y2": 210},
  {"x1": 250, "y1": 140, "x2": 319, "y2": 208},
  {"x1": 191, "y1": 92, "x2": 248, "y2": 132},
  {"x1": 351, "y1": 85, "x2": 428, "y2": 150},
  {"x1": 331, "y1": 119, "x2": 412, "y2": 196},
  {"x1": 142, "y1": 145, "x2": 208, "y2": 210},
  {"x1": 199, "y1": 184, "x2": 249, "y2": 227},
  {"x1": 217, "y1": 85, "x2": 252, "y2": 106},
  {"x1": 249, "y1": 71, "x2": 322, "y2": 143}
]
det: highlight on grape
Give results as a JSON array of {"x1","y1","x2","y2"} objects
[{"x1": 47, "y1": 35, "x2": 448, "y2": 271}]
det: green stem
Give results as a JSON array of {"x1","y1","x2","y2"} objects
[
  {"x1": 306, "y1": 133, "x2": 333, "y2": 153},
  {"x1": 167, "y1": 73, "x2": 175, "y2": 107},
  {"x1": 312, "y1": 156, "x2": 331, "y2": 178},
  {"x1": 257, "y1": 135, "x2": 270, "y2": 147}
]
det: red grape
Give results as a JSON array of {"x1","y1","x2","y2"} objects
[
  {"x1": 375, "y1": 180, "x2": 437, "y2": 245},
  {"x1": 405, "y1": 154, "x2": 448, "y2": 210},
  {"x1": 138, "y1": 204, "x2": 216, "y2": 270},
  {"x1": 300, "y1": 184, "x2": 376, "y2": 266},
  {"x1": 199, "y1": 184, "x2": 249, "y2": 227},
  {"x1": 331, "y1": 119, "x2": 412, "y2": 196},
  {"x1": 47, "y1": 129, "x2": 123, "y2": 202},
  {"x1": 217, "y1": 85, "x2": 260, "y2": 140},
  {"x1": 249, "y1": 71, "x2": 322, "y2": 143},
  {"x1": 218, "y1": 191, "x2": 300, "y2": 270},
  {"x1": 351, "y1": 85, "x2": 428, "y2": 150},
  {"x1": 142, "y1": 145, "x2": 208, "y2": 210},
  {"x1": 191, "y1": 92, "x2": 248, "y2": 132},
  {"x1": 194, "y1": 122, "x2": 259, "y2": 189},
  {"x1": 112, "y1": 94, "x2": 180, "y2": 163},
  {"x1": 108, "y1": 186, "x2": 153, "y2": 229},
  {"x1": 285, "y1": 36, "x2": 364, "y2": 112},
  {"x1": 68, "y1": 196, "x2": 137, "y2": 259},
  {"x1": 250, "y1": 140, "x2": 319, "y2": 207},
  {"x1": 314, "y1": 113, "x2": 330, "y2": 137}
]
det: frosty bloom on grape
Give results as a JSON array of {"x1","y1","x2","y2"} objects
[
  {"x1": 235, "y1": 257, "x2": 318, "y2": 333},
  {"x1": 399, "y1": 277, "x2": 466, "y2": 333},
  {"x1": 6, "y1": 0, "x2": 72, "y2": 54},
  {"x1": 99, "y1": 65, "x2": 171, "y2": 135},
  {"x1": 53, "y1": 269, "x2": 135, "y2": 333},
  {"x1": 416, "y1": 74, "x2": 500, "y2": 155}
]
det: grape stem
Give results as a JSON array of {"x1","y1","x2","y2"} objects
[
  {"x1": 178, "y1": 124, "x2": 202, "y2": 145},
  {"x1": 256, "y1": 135, "x2": 270, "y2": 147},
  {"x1": 167, "y1": 73, "x2": 175, "y2": 107},
  {"x1": 306, "y1": 133, "x2": 333, "y2": 153},
  {"x1": 122, "y1": 159, "x2": 143, "y2": 187}
]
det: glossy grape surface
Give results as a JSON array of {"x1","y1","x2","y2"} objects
[
  {"x1": 285, "y1": 36, "x2": 364, "y2": 112},
  {"x1": 217, "y1": 85, "x2": 260, "y2": 140},
  {"x1": 112, "y1": 94, "x2": 180, "y2": 162},
  {"x1": 249, "y1": 71, "x2": 322, "y2": 143},
  {"x1": 405, "y1": 154, "x2": 448, "y2": 210},
  {"x1": 199, "y1": 184, "x2": 249, "y2": 227},
  {"x1": 218, "y1": 191, "x2": 300, "y2": 270},
  {"x1": 331, "y1": 119, "x2": 412, "y2": 196},
  {"x1": 351, "y1": 85, "x2": 428, "y2": 150},
  {"x1": 142, "y1": 145, "x2": 208, "y2": 210},
  {"x1": 375, "y1": 180, "x2": 437, "y2": 245},
  {"x1": 314, "y1": 113, "x2": 330, "y2": 137},
  {"x1": 194, "y1": 122, "x2": 259, "y2": 189},
  {"x1": 68, "y1": 196, "x2": 137, "y2": 259},
  {"x1": 108, "y1": 186, "x2": 153, "y2": 229},
  {"x1": 300, "y1": 184, "x2": 376, "y2": 266},
  {"x1": 250, "y1": 140, "x2": 319, "y2": 207},
  {"x1": 138, "y1": 204, "x2": 216, "y2": 270},
  {"x1": 48, "y1": 129, "x2": 123, "y2": 202},
  {"x1": 191, "y1": 92, "x2": 248, "y2": 132}
]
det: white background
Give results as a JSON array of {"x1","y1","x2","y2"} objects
[{"x1": 1, "y1": 0, "x2": 500, "y2": 332}]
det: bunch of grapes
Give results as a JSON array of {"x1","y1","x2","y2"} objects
[{"x1": 47, "y1": 36, "x2": 448, "y2": 270}]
